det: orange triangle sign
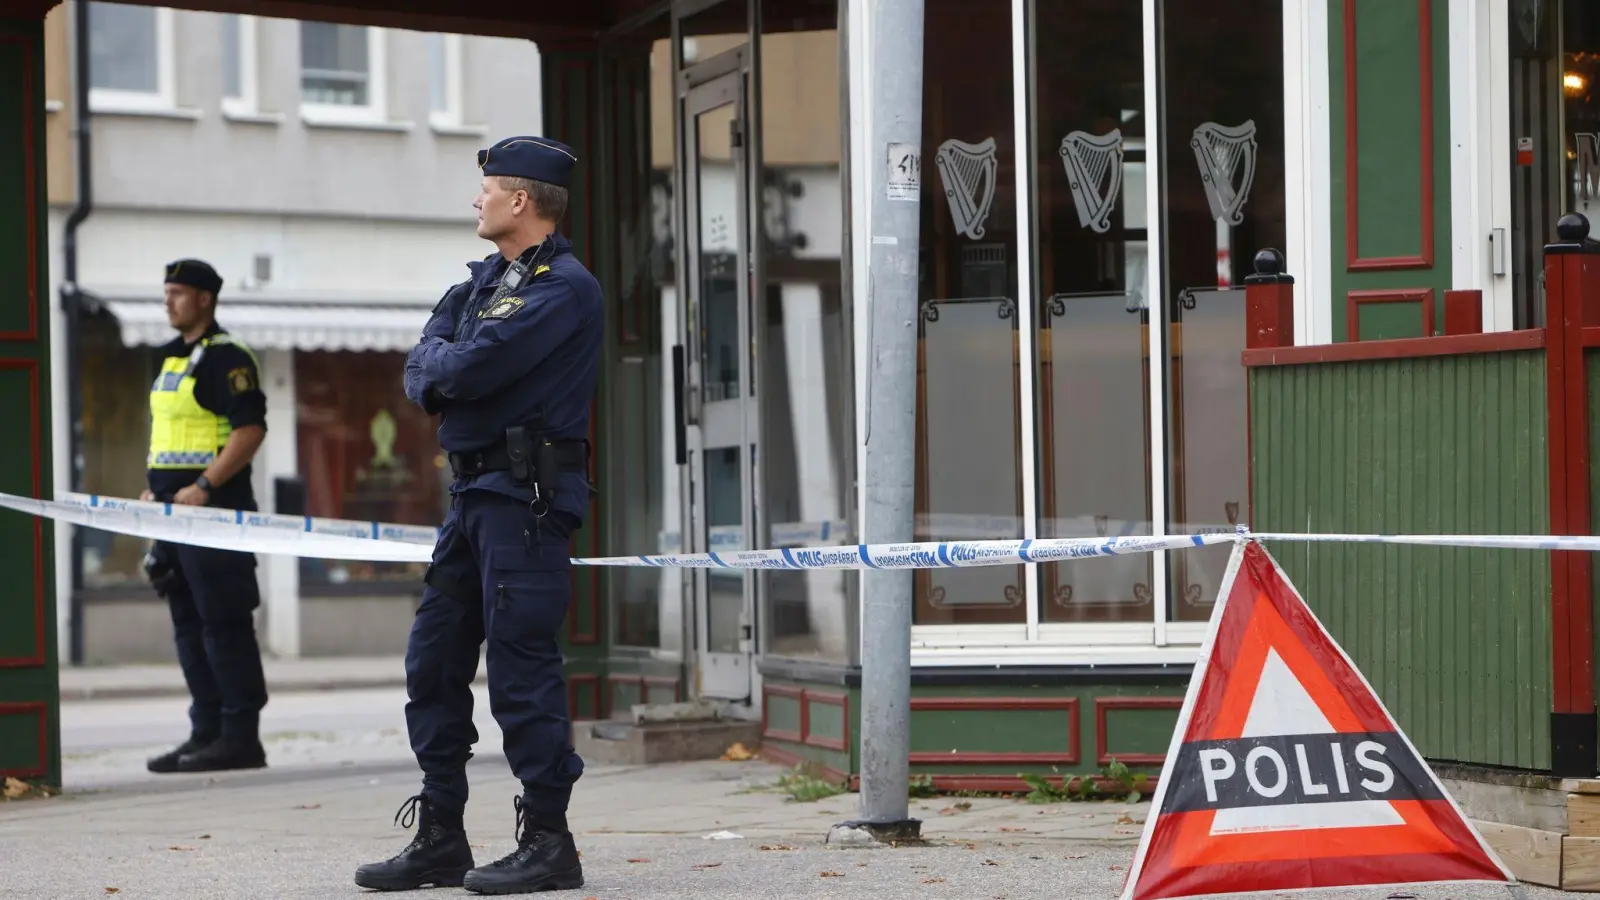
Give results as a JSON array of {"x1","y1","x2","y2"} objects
[{"x1": 1120, "y1": 540, "x2": 1517, "y2": 900}]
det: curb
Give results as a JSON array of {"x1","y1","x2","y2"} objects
[{"x1": 59, "y1": 674, "x2": 458, "y2": 703}]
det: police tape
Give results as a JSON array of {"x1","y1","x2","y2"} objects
[{"x1": 7, "y1": 490, "x2": 1600, "y2": 570}]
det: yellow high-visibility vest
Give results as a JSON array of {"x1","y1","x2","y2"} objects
[{"x1": 147, "y1": 333, "x2": 259, "y2": 469}]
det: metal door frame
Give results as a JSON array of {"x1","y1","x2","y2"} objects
[{"x1": 678, "y1": 67, "x2": 758, "y2": 704}]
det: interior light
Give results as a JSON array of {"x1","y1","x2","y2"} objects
[{"x1": 1565, "y1": 72, "x2": 1587, "y2": 94}]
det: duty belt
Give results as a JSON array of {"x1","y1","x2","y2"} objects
[{"x1": 448, "y1": 439, "x2": 589, "y2": 479}]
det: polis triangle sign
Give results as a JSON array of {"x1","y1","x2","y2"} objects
[{"x1": 1120, "y1": 540, "x2": 1517, "y2": 900}]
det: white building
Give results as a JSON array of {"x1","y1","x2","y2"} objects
[{"x1": 48, "y1": 3, "x2": 545, "y2": 663}]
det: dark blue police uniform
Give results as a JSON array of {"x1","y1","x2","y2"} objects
[
  {"x1": 355, "y1": 136, "x2": 602, "y2": 896},
  {"x1": 142, "y1": 259, "x2": 271, "y2": 775}
]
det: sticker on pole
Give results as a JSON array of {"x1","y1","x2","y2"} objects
[
  {"x1": 1119, "y1": 541, "x2": 1516, "y2": 900},
  {"x1": 886, "y1": 142, "x2": 920, "y2": 200}
]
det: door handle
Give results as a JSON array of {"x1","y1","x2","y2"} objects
[{"x1": 672, "y1": 343, "x2": 688, "y2": 466}]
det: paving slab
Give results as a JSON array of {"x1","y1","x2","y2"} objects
[{"x1": 0, "y1": 756, "x2": 1585, "y2": 900}]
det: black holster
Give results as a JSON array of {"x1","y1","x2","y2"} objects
[{"x1": 143, "y1": 541, "x2": 181, "y2": 598}]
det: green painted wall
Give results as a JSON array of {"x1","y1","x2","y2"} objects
[
  {"x1": 0, "y1": 15, "x2": 58, "y2": 790},
  {"x1": 1250, "y1": 351, "x2": 1551, "y2": 770},
  {"x1": 759, "y1": 679, "x2": 1188, "y2": 785},
  {"x1": 1327, "y1": 0, "x2": 1454, "y2": 341}
]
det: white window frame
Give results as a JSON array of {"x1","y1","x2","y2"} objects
[
  {"x1": 428, "y1": 32, "x2": 467, "y2": 131},
  {"x1": 220, "y1": 13, "x2": 262, "y2": 119},
  {"x1": 300, "y1": 24, "x2": 390, "y2": 127},
  {"x1": 86, "y1": 5, "x2": 179, "y2": 115}
]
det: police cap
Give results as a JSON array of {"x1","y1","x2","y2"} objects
[
  {"x1": 164, "y1": 258, "x2": 223, "y2": 295},
  {"x1": 477, "y1": 136, "x2": 577, "y2": 188}
]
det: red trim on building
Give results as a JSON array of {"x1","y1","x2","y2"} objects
[
  {"x1": 0, "y1": 702, "x2": 47, "y2": 778},
  {"x1": 0, "y1": 359, "x2": 44, "y2": 669},
  {"x1": 908, "y1": 697, "x2": 1080, "y2": 765},
  {"x1": 1345, "y1": 288, "x2": 1436, "y2": 341},
  {"x1": 1093, "y1": 696, "x2": 1183, "y2": 766},
  {"x1": 1241, "y1": 329, "x2": 1544, "y2": 368}
]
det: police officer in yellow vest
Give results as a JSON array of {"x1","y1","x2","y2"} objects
[{"x1": 139, "y1": 258, "x2": 272, "y2": 774}]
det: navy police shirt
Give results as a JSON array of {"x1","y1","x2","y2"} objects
[
  {"x1": 147, "y1": 322, "x2": 267, "y2": 511},
  {"x1": 404, "y1": 232, "x2": 603, "y2": 522}
]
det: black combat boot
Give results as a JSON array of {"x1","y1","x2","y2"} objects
[
  {"x1": 146, "y1": 733, "x2": 219, "y2": 774},
  {"x1": 354, "y1": 794, "x2": 476, "y2": 891},
  {"x1": 462, "y1": 796, "x2": 583, "y2": 895},
  {"x1": 171, "y1": 734, "x2": 268, "y2": 773}
]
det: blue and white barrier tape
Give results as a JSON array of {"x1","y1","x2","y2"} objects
[{"x1": 5, "y1": 490, "x2": 1600, "y2": 570}]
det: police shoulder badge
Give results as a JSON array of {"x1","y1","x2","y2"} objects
[
  {"x1": 479, "y1": 296, "x2": 527, "y2": 320},
  {"x1": 227, "y1": 366, "x2": 256, "y2": 394}
]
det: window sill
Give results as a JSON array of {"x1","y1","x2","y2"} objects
[
  {"x1": 300, "y1": 107, "x2": 413, "y2": 133},
  {"x1": 430, "y1": 120, "x2": 488, "y2": 139},
  {"x1": 89, "y1": 103, "x2": 203, "y2": 121},
  {"x1": 910, "y1": 643, "x2": 1202, "y2": 668},
  {"x1": 223, "y1": 107, "x2": 285, "y2": 126}
]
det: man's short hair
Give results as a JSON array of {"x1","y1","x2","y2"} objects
[{"x1": 497, "y1": 175, "x2": 568, "y2": 224}]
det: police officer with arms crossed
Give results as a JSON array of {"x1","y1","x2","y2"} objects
[
  {"x1": 140, "y1": 259, "x2": 272, "y2": 774},
  {"x1": 354, "y1": 136, "x2": 602, "y2": 895}
]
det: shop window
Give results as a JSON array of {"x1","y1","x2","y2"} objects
[
  {"x1": 1157, "y1": 0, "x2": 1283, "y2": 623},
  {"x1": 913, "y1": 0, "x2": 1024, "y2": 626},
  {"x1": 755, "y1": 0, "x2": 854, "y2": 663},
  {"x1": 77, "y1": 313, "x2": 157, "y2": 589},
  {"x1": 1030, "y1": 0, "x2": 1151, "y2": 626},
  {"x1": 295, "y1": 351, "x2": 447, "y2": 589},
  {"x1": 604, "y1": 26, "x2": 682, "y2": 654},
  {"x1": 1564, "y1": 5, "x2": 1600, "y2": 265}
]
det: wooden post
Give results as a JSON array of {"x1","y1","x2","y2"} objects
[
  {"x1": 1442, "y1": 289, "x2": 1483, "y2": 335},
  {"x1": 1242, "y1": 249, "x2": 1294, "y2": 533},
  {"x1": 1244, "y1": 248, "x2": 1295, "y2": 349},
  {"x1": 1543, "y1": 212, "x2": 1600, "y2": 777}
]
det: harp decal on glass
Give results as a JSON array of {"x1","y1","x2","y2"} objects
[
  {"x1": 935, "y1": 136, "x2": 999, "y2": 240},
  {"x1": 1191, "y1": 120, "x2": 1259, "y2": 226},
  {"x1": 1059, "y1": 129, "x2": 1124, "y2": 234}
]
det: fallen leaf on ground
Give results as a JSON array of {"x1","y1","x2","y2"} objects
[
  {"x1": 1110, "y1": 865, "x2": 1124, "y2": 871},
  {"x1": 820, "y1": 871, "x2": 843, "y2": 878},
  {"x1": 720, "y1": 742, "x2": 753, "y2": 761},
  {"x1": 1115, "y1": 814, "x2": 1135, "y2": 825},
  {"x1": 693, "y1": 863, "x2": 722, "y2": 870},
  {"x1": 999, "y1": 827, "x2": 1026, "y2": 833},
  {"x1": 982, "y1": 859, "x2": 1000, "y2": 867},
  {"x1": 922, "y1": 877, "x2": 947, "y2": 884},
  {"x1": 198, "y1": 835, "x2": 211, "y2": 840},
  {"x1": 759, "y1": 844, "x2": 795, "y2": 851},
  {"x1": 954, "y1": 801, "x2": 972, "y2": 810},
  {"x1": 168, "y1": 846, "x2": 195, "y2": 852},
  {"x1": 1065, "y1": 854, "x2": 1087, "y2": 859},
  {"x1": 296, "y1": 804, "x2": 321, "y2": 810},
  {"x1": 626, "y1": 858, "x2": 649, "y2": 864},
  {"x1": 3, "y1": 777, "x2": 28, "y2": 799},
  {"x1": 963, "y1": 842, "x2": 978, "y2": 850},
  {"x1": 856, "y1": 862, "x2": 868, "y2": 867},
  {"x1": 104, "y1": 890, "x2": 119, "y2": 895}
]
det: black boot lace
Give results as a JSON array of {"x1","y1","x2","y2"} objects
[
  {"x1": 489, "y1": 796, "x2": 550, "y2": 867},
  {"x1": 389, "y1": 794, "x2": 428, "y2": 857}
]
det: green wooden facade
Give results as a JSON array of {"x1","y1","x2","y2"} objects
[
  {"x1": 1328, "y1": 0, "x2": 1454, "y2": 342},
  {"x1": 0, "y1": 13, "x2": 59, "y2": 790},
  {"x1": 1249, "y1": 350, "x2": 1552, "y2": 770}
]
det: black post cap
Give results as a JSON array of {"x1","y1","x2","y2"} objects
[
  {"x1": 1244, "y1": 248, "x2": 1295, "y2": 285},
  {"x1": 1546, "y1": 212, "x2": 1599, "y2": 255}
]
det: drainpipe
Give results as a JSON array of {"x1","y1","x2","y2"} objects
[{"x1": 60, "y1": 0, "x2": 94, "y2": 665}]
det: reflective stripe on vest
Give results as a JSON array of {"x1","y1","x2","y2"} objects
[{"x1": 147, "y1": 333, "x2": 259, "y2": 470}]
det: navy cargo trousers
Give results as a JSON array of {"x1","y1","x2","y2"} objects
[{"x1": 404, "y1": 488, "x2": 584, "y2": 828}]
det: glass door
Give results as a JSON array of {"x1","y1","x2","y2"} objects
[{"x1": 681, "y1": 69, "x2": 757, "y2": 702}]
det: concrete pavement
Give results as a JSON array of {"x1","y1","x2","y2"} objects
[
  {"x1": 0, "y1": 682, "x2": 1578, "y2": 899},
  {"x1": 58, "y1": 655, "x2": 433, "y2": 702}
]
